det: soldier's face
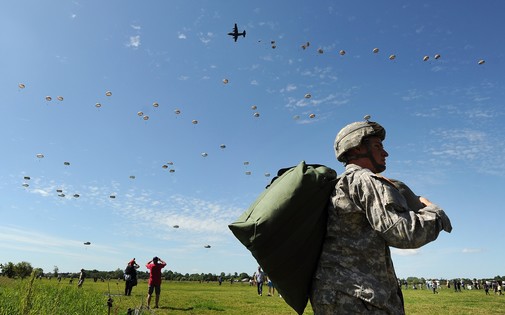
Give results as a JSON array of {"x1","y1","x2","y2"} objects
[
  {"x1": 353, "y1": 137, "x2": 388, "y2": 173},
  {"x1": 366, "y1": 137, "x2": 388, "y2": 172}
]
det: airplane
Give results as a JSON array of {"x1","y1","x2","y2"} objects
[{"x1": 228, "y1": 23, "x2": 246, "y2": 42}]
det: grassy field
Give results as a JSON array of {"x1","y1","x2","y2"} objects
[{"x1": 1, "y1": 275, "x2": 503, "y2": 314}]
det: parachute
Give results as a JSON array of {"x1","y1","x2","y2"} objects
[
  {"x1": 372, "y1": 47, "x2": 379, "y2": 53},
  {"x1": 105, "y1": 91, "x2": 112, "y2": 97}
]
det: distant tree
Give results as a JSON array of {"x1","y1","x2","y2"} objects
[
  {"x1": 15, "y1": 261, "x2": 33, "y2": 279},
  {"x1": 33, "y1": 267, "x2": 44, "y2": 277},
  {"x1": 407, "y1": 277, "x2": 419, "y2": 287},
  {"x1": 239, "y1": 272, "x2": 250, "y2": 280},
  {"x1": 53, "y1": 266, "x2": 59, "y2": 277},
  {"x1": 113, "y1": 268, "x2": 123, "y2": 279},
  {"x1": 2, "y1": 262, "x2": 16, "y2": 278},
  {"x1": 163, "y1": 269, "x2": 174, "y2": 280}
]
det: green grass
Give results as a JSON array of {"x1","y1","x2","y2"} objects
[{"x1": 1, "y1": 276, "x2": 503, "y2": 314}]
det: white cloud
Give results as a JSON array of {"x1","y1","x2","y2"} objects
[
  {"x1": 30, "y1": 188, "x2": 51, "y2": 197},
  {"x1": 392, "y1": 248, "x2": 420, "y2": 256},
  {"x1": 199, "y1": 32, "x2": 214, "y2": 44},
  {"x1": 178, "y1": 33, "x2": 187, "y2": 40},
  {"x1": 280, "y1": 84, "x2": 297, "y2": 93},
  {"x1": 0, "y1": 226, "x2": 119, "y2": 255},
  {"x1": 131, "y1": 24, "x2": 141, "y2": 30},
  {"x1": 127, "y1": 35, "x2": 141, "y2": 48},
  {"x1": 462, "y1": 248, "x2": 483, "y2": 254}
]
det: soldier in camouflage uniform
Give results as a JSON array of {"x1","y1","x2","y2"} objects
[{"x1": 310, "y1": 120, "x2": 452, "y2": 314}]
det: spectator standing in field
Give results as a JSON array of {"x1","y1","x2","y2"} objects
[
  {"x1": 431, "y1": 280, "x2": 439, "y2": 294},
  {"x1": 77, "y1": 269, "x2": 86, "y2": 288},
  {"x1": 124, "y1": 258, "x2": 140, "y2": 296},
  {"x1": 254, "y1": 267, "x2": 265, "y2": 296},
  {"x1": 310, "y1": 119, "x2": 452, "y2": 314},
  {"x1": 145, "y1": 257, "x2": 167, "y2": 309},
  {"x1": 484, "y1": 282, "x2": 490, "y2": 295},
  {"x1": 266, "y1": 276, "x2": 276, "y2": 296}
]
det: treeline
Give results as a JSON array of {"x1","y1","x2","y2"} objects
[{"x1": 0, "y1": 261, "x2": 251, "y2": 282}]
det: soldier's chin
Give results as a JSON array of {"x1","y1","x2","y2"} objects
[{"x1": 376, "y1": 164, "x2": 386, "y2": 173}]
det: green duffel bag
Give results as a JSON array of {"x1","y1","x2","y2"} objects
[{"x1": 229, "y1": 161, "x2": 337, "y2": 315}]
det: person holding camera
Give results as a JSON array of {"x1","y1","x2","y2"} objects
[
  {"x1": 124, "y1": 258, "x2": 139, "y2": 296},
  {"x1": 145, "y1": 256, "x2": 167, "y2": 309}
]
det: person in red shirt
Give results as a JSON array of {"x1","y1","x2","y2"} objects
[{"x1": 145, "y1": 256, "x2": 167, "y2": 309}]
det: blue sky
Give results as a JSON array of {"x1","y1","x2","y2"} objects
[{"x1": 1, "y1": 0, "x2": 504, "y2": 280}]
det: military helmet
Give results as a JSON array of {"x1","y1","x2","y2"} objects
[{"x1": 334, "y1": 121, "x2": 386, "y2": 162}]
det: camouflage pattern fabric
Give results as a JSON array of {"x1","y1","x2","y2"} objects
[{"x1": 311, "y1": 164, "x2": 452, "y2": 314}]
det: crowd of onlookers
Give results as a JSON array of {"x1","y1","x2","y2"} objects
[{"x1": 398, "y1": 278, "x2": 503, "y2": 295}]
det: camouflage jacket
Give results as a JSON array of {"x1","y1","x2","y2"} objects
[{"x1": 311, "y1": 164, "x2": 452, "y2": 314}]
